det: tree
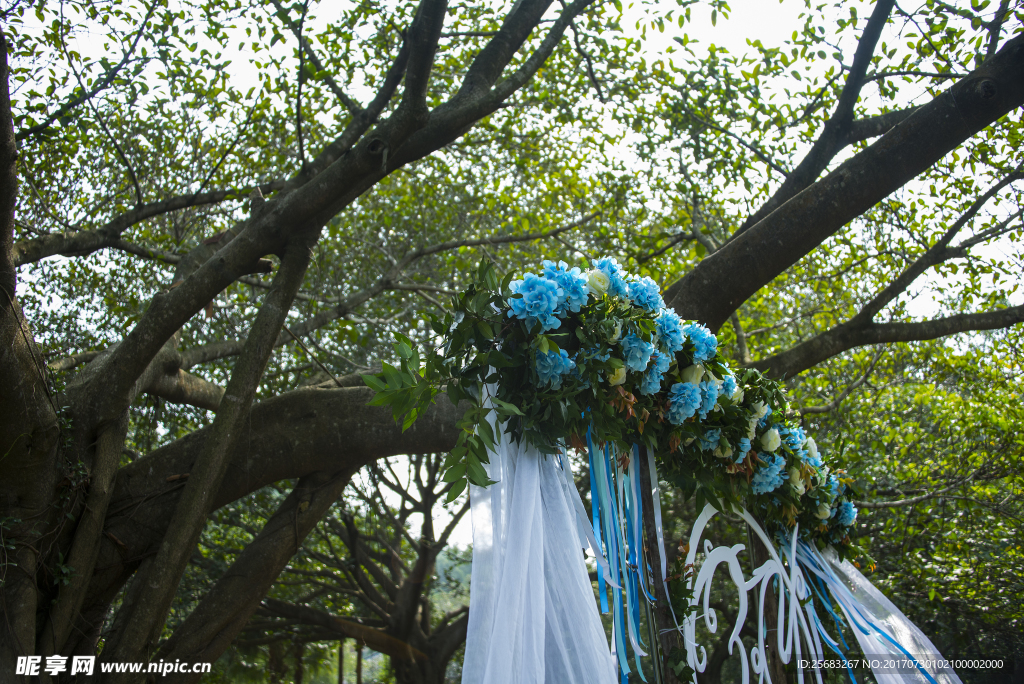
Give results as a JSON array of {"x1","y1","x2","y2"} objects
[
  {"x1": 1, "y1": 0, "x2": 1023, "y2": 681},
  {"x1": 188, "y1": 453, "x2": 471, "y2": 684}
]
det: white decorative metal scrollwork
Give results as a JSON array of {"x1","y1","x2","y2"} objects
[{"x1": 681, "y1": 504, "x2": 828, "y2": 684}]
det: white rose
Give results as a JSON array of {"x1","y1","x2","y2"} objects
[
  {"x1": 806, "y1": 436, "x2": 818, "y2": 462},
  {"x1": 789, "y1": 467, "x2": 805, "y2": 496},
  {"x1": 610, "y1": 321, "x2": 622, "y2": 343},
  {"x1": 816, "y1": 503, "x2": 831, "y2": 520},
  {"x1": 760, "y1": 428, "x2": 781, "y2": 452},
  {"x1": 587, "y1": 269, "x2": 610, "y2": 296},
  {"x1": 680, "y1": 364, "x2": 705, "y2": 385},
  {"x1": 752, "y1": 401, "x2": 770, "y2": 420},
  {"x1": 746, "y1": 416, "x2": 759, "y2": 440},
  {"x1": 608, "y1": 366, "x2": 626, "y2": 386}
]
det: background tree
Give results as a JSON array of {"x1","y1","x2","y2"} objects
[{"x1": 1, "y1": 0, "x2": 1023, "y2": 681}]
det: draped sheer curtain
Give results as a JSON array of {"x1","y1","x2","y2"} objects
[
  {"x1": 461, "y1": 394, "x2": 617, "y2": 684},
  {"x1": 822, "y1": 549, "x2": 964, "y2": 684}
]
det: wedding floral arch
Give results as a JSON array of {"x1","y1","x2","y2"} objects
[{"x1": 366, "y1": 258, "x2": 961, "y2": 684}]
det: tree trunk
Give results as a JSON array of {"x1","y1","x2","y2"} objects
[
  {"x1": 268, "y1": 641, "x2": 286, "y2": 684},
  {"x1": 338, "y1": 639, "x2": 345, "y2": 684},
  {"x1": 0, "y1": 28, "x2": 62, "y2": 675},
  {"x1": 293, "y1": 640, "x2": 305, "y2": 684}
]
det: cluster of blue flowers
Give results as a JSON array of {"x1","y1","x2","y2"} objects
[
  {"x1": 592, "y1": 257, "x2": 630, "y2": 299},
  {"x1": 837, "y1": 500, "x2": 858, "y2": 527},
  {"x1": 542, "y1": 260, "x2": 589, "y2": 314},
  {"x1": 508, "y1": 273, "x2": 563, "y2": 332},
  {"x1": 683, "y1": 323, "x2": 717, "y2": 363},
  {"x1": 639, "y1": 350, "x2": 671, "y2": 396},
  {"x1": 627, "y1": 276, "x2": 665, "y2": 311},
  {"x1": 734, "y1": 437, "x2": 752, "y2": 463},
  {"x1": 505, "y1": 257, "x2": 861, "y2": 541},
  {"x1": 699, "y1": 428, "x2": 722, "y2": 452},
  {"x1": 536, "y1": 348, "x2": 575, "y2": 389},
  {"x1": 752, "y1": 453, "x2": 789, "y2": 495},
  {"x1": 720, "y1": 374, "x2": 738, "y2": 398},
  {"x1": 656, "y1": 311, "x2": 685, "y2": 354},
  {"x1": 513, "y1": 257, "x2": 729, "y2": 395},
  {"x1": 697, "y1": 380, "x2": 718, "y2": 419},
  {"x1": 620, "y1": 333, "x2": 654, "y2": 372},
  {"x1": 826, "y1": 474, "x2": 844, "y2": 498},
  {"x1": 667, "y1": 382, "x2": 702, "y2": 423}
]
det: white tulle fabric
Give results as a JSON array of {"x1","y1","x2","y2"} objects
[
  {"x1": 460, "y1": 408, "x2": 617, "y2": 684},
  {"x1": 822, "y1": 549, "x2": 963, "y2": 684}
]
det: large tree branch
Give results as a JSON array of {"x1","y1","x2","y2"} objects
[
  {"x1": 745, "y1": 171, "x2": 1023, "y2": 379},
  {"x1": 846, "y1": 106, "x2": 921, "y2": 144},
  {"x1": 11, "y1": 180, "x2": 286, "y2": 267},
  {"x1": 151, "y1": 471, "x2": 357, "y2": 683},
  {"x1": 101, "y1": 232, "x2": 319, "y2": 668},
  {"x1": 143, "y1": 368, "x2": 225, "y2": 411},
  {"x1": 664, "y1": 34, "x2": 1024, "y2": 330},
  {"x1": 848, "y1": 170, "x2": 1022, "y2": 326},
  {"x1": 728, "y1": 0, "x2": 896, "y2": 239},
  {"x1": 391, "y1": 0, "x2": 598, "y2": 167},
  {"x1": 753, "y1": 304, "x2": 1024, "y2": 378},
  {"x1": 260, "y1": 599, "x2": 427, "y2": 661},
  {"x1": 61, "y1": 0, "x2": 597, "y2": 489},
  {"x1": 71, "y1": 386, "x2": 462, "y2": 659}
]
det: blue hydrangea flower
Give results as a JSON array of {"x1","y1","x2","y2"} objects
[
  {"x1": 639, "y1": 350, "x2": 671, "y2": 396},
  {"x1": 825, "y1": 474, "x2": 844, "y2": 498},
  {"x1": 620, "y1": 332, "x2": 654, "y2": 372},
  {"x1": 720, "y1": 374, "x2": 737, "y2": 398},
  {"x1": 697, "y1": 380, "x2": 718, "y2": 419},
  {"x1": 684, "y1": 323, "x2": 718, "y2": 363},
  {"x1": 667, "y1": 382, "x2": 701, "y2": 424},
  {"x1": 627, "y1": 276, "x2": 665, "y2": 312},
  {"x1": 649, "y1": 349, "x2": 671, "y2": 375},
  {"x1": 758, "y1": 405, "x2": 774, "y2": 429},
  {"x1": 592, "y1": 257, "x2": 630, "y2": 298},
  {"x1": 837, "y1": 501, "x2": 858, "y2": 527},
  {"x1": 734, "y1": 437, "x2": 752, "y2": 463},
  {"x1": 535, "y1": 348, "x2": 575, "y2": 389},
  {"x1": 542, "y1": 260, "x2": 589, "y2": 314},
  {"x1": 752, "y1": 453, "x2": 789, "y2": 495},
  {"x1": 508, "y1": 273, "x2": 562, "y2": 332},
  {"x1": 699, "y1": 428, "x2": 721, "y2": 452},
  {"x1": 655, "y1": 311, "x2": 685, "y2": 355},
  {"x1": 779, "y1": 426, "x2": 806, "y2": 450}
]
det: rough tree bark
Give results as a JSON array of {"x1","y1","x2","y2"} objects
[{"x1": 0, "y1": 29, "x2": 62, "y2": 675}]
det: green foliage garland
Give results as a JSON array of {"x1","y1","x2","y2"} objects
[{"x1": 366, "y1": 260, "x2": 862, "y2": 553}]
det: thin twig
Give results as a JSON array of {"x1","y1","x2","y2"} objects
[{"x1": 283, "y1": 326, "x2": 344, "y2": 387}]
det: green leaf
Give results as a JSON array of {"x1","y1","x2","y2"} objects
[
  {"x1": 361, "y1": 374, "x2": 387, "y2": 392},
  {"x1": 382, "y1": 362, "x2": 403, "y2": 389},
  {"x1": 446, "y1": 478, "x2": 468, "y2": 502},
  {"x1": 442, "y1": 463, "x2": 466, "y2": 482}
]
